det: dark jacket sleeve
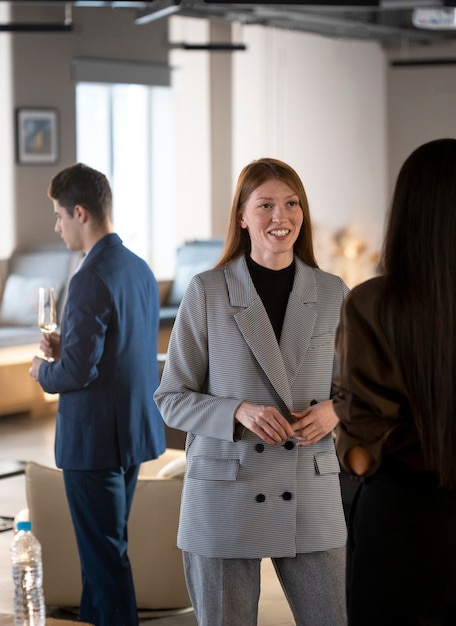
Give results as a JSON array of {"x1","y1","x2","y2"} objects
[
  {"x1": 38, "y1": 269, "x2": 111, "y2": 394},
  {"x1": 333, "y1": 278, "x2": 408, "y2": 475}
]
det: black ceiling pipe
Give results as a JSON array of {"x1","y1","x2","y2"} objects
[
  {"x1": 179, "y1": 43, "x2": 247, "y2": 51},
  {"x1": 0, "y1": 23, "x2": 73, "y2": 32}
]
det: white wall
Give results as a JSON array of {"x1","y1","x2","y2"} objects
[
  {"x1": 232, "y1": 27, "x2": 388, "y2": 283},
  {"x1": 0, "y1": 3, "x2": 14, "y2": 259},
  {"x1": 387, "y1": 41, "x2": 456, "y2": 189},
  {"x1": 169, "y1": 18, "x2": 212, "y2": 247},
  {"x1": 169, "y1": 18, "x2": 235, "y2": 248}
]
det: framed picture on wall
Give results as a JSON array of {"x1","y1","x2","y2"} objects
[{"x1": 16, "y1": 108, "x2": 59, "y2": 164}]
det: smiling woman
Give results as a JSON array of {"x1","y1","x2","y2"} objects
[{"x1": 154, "y1": 157, "x2": 349, "y2": 626}]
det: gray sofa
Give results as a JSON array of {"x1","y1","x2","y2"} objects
[
  {"x1": 0, "y1": 238, "x2": 225, "y2": 348},
  {"x1": 159, "y1": 237, "x2": 224, "y2": 325},
  {"x1": 0, "y1": 244, "x2": 82, "y2": 416},
  {"x1": 0, "y1": 244, "x2": 82, "y2": 349}
]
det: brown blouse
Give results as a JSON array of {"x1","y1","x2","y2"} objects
[{"x1": 333, "y1": 276, "x2": 429, "y2": 476}]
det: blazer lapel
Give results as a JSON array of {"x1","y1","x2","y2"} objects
[
  {"x1": 280, "y1": 260, "x2": 317, "y2": 387},
  {"x1": 226, "y1": 257, "x2": 294, "y2": 410}
]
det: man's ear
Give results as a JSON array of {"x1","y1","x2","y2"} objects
[{"x1": 74, "y1": 204, "x2": 89, "y2": 224}]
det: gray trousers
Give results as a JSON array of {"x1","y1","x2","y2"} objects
[{"x1": 183, "y1": 548, "x2": 347, "y2": 626}]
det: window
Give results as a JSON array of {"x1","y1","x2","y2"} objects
[{"x1": 76, "y1": 82, "x2": 176, "y2": 279}]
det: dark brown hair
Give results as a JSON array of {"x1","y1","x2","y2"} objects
[
  {"x1": 380, "y1": 138, "x2": 456, "y2": 487},
  {"x1": 48, "y1": 163, "x2": 112, "y2": 224}
]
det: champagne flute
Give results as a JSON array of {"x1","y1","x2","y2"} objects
[{"x1": 38, "y1": 287, "x2": 57, "y2": 335}]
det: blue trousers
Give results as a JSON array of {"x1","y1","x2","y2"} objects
[{"x1": 63, "y1": 465, "x2": 140, "y2": 626}]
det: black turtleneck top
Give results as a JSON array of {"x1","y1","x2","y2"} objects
[{"x1": 246, "y1": 255, "x2": 295, "y2": 342}]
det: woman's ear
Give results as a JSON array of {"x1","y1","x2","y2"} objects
[{"x1": 238, "y1": 211, "x2": 246, "y2": 229}]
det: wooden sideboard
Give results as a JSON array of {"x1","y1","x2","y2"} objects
[{"x1": 0, "y1": 344, "x2": 57, "y2": 417}]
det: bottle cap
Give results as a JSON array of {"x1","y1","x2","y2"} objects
[{"x1": 16, "y1": 521, "x2": 32, "y2": 532}]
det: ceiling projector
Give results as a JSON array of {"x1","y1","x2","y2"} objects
[{"x1": 412, "y1": 8, "x2": 456, "y2": 30}]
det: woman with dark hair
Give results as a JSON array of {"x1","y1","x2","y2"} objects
[
  {"x1": 155, "y1": 158, "x2": 348, "y2": 625},
  {"x1": 334, "y1": 138, "x2": 456, "y2": 625}
]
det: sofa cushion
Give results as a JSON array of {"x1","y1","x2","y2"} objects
[
  {"x1": 0, "y1": 326, "x2": 42, "y2": 348},
  {"x1": 5, "y1": 245, "x2": 83, "y2": 323},
  {"x1": 0, "y1": 274, "x2": 62, "y2": 326},
  {"x1": 156, "y1": 456, "x2": 186, "y2": 479}
]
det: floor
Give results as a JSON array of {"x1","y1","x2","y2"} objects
[{"x1": 0, "y1": 410, "x2": 295, "y2": 625}]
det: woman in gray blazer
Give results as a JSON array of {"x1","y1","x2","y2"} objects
[{"x1": 154, "y1": 158, "x2": 348, "y2": 626}]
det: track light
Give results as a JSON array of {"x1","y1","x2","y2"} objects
[{"x1": 135, "y1": 0, "x2": 181, "y2": 25}]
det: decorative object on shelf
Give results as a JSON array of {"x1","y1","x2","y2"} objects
[
  {"x1": 16, "y1": 108, "x2": 59, "y2": 165},
  {"x1": 314, "y1": 222, "x2": 380, "y2": 289}
]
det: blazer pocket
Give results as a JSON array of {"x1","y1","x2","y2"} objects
[
  {"x1": 187, "y1": 456, "x2": 240, "y2": 481},
  {"x1": 307, "y1": 332, "x2": 334, "y2": 350},
  {"x1": 314, "y1": 451, "x2": 340, "y2": 475}
]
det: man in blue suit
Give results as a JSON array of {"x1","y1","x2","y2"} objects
[{"x1": 29, "y1": 163, "x2": 166, "y2": 626}]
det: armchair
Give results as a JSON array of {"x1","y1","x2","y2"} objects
[{"x1": 24, "y1": 450, "x2": 191, "y2": 618}]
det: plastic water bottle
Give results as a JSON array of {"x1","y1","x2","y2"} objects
[{"x1": 9, "y1": 520, "x2": 46, "y2": 626}]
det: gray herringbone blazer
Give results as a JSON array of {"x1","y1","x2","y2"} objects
[{"x1": 154, "y1": 255, "x2": 348, "y2": 558}]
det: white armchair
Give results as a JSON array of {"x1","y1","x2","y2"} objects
[{"x1": 23, "y1": 449, "x2": 191, "y2": 618}]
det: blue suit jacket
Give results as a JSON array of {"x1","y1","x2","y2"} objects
[{"x1": 39, "y1": 233, "x2": 166, "y2": 470}]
